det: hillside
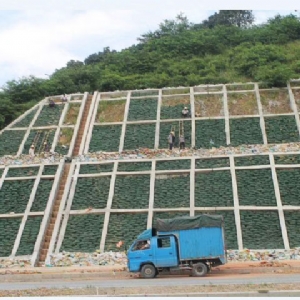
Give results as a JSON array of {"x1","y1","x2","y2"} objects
[{"x1": 1, "y1": 81, "x2": 300, "y2": 268}]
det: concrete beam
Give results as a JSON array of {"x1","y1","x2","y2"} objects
[
  {"x1": 99, "y1": 162, "x2": 118, "y2": 252},
  {"x1": 154, "y1": 89, "x2": 162, "y2": 149},
  {"x1": 254, "y1": 83, "x2": 267, "y2": 144},
  {"x1": 190, "y1": 87, "x2": 196, "y2": 148},
  {"x1": 223, "y1": 85, "x2": 230, "y2": 145},
  {"x1": 287, "y1": 81, "x2": 300, "y2": 139},
  {"x1": 190, "y1": 157, "x2": 195, "y2": 217},
  {"x1": 147, "y1": 161, "x2": 156, "y2": 229},
  {"x1": 118, "y1": 91, "x2": 131, "y2": 152}
]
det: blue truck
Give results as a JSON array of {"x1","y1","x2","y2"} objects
[{"x1": 127, "y1": 215, "x2": 226, "y2": 278}]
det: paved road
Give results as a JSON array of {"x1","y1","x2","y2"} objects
[{"x1": 1, "y1": 273, "x2": 300, "y2": 290}]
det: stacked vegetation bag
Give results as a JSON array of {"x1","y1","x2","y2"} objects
[
  {"x1": 154, "y1": 174, "x2": 190, "y2": 208},
  {"x1": 274, "y1": 154, "x2": 300, "y2": 165},
  {"x1": 277, "y1": 169, "x2": 300, "y2": 206},
  {"x1": 234, "y1": 155, "x2": 270, "y2": 166},
  {"x1": 131, "y1": 90, "x2": 159, "y2": 97},
  {"x1": 16, "y1": 216, "x2": 43, "y2": 256},
  {"x1": 30, "y1": 179, "x2": 54, "y2": 212},
  {"x1": 71, "y1": 177, "x2": 111, "y2": 210},
  {"x1": 61, "y1": 214, "x2": 104, "y2": 252},
  {"x1": 105, "y1": 213, "x2": 148, "y2": 251},
  {"x1": 0, "y1": 218, "x2": 22, "y2": 257},
  {"x1": 240, "y1": 210, "x2": 284, "y2": 249},
  {"x1": 284, "y1": 211, "x2": 300, "y2": 248},
  {"x1": 124, "y1": 123, "x2": 155, "y2": 150},
  {"x1": 160, "y1": 95, "x2": 190, "y2": 120},
  {"x1": 89, "y1": 125, "x2": 122, "y2": 152},
  {"x1": 22, "y1": 129, "x2": 55, "y2": 154},
  {"x1": 229, "y1": 117, "x2": 263, "y2": 146},
  {"x1": 7, "y1": 167, "x2": 39, "y2": 177},
  {"x1": 12, "y1": 108, "x2": 37, "y2": 128},
  {"x1": 195, "y1": 119, "x2": 226, "y2": 148},
  {"x1": 112, "y1": 175, "x2": 150, "y2": 209},
  {"x1": 42, "y1": 165, "x2": 58, "y2": 176},
  {"x1": 0, "y1": 180, "x2": 34, "y2": 214},
  {"x1": 118, "y1": 162, "x2": 151, "y2": 172},
  {"x1": 265, "y1": 116, "x2": 299, "y2": 143},
  {"x1": 127, "y1": 98, "x2": 158, "y2": 121},
  {"x1": 196, "y1": 158, "x2": 230, "y2": 169},
  {"x1": 0, "y1": 130, "x2": 25, "y2": 156},
  {"x1": 195, "y1": 171, "x2": 233, "y2": 207},
  {"x1": 33, "y1": 104, "x2": 65, "y2": 126},
  {"x1": 156, "y1": 159, "x2": 191, "y2": 170},
  {"x1": 236, "y1": 169, "x2": 276, "y2": 206},
  {"x1": 79, "y1": 163, "x2": 114, "y2": 174}
]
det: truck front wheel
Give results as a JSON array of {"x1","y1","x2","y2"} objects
[
  {"x1": 192, "y1": 262, "x2": 208, "y2": 277},
  {"x1": 141, "y1": 264, "x2": 157, "y2": 279}
]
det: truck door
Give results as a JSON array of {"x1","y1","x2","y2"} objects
[
  {"x1": 154, "y1": 236, "x2": 178, "y2": 267},
  {"x1": 127, "y1": 239, "x2": 154, "y2": 272}
]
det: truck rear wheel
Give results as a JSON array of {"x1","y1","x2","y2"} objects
[
  {"x1": 141, "y1": 264, "x2": 157, "y2": 279},
  {"x1": 192, "y1": 262, "x2": 208, "y2": 277}
]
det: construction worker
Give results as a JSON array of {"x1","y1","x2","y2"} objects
[
  {"x1": 29, "y1": 145, "x2": 35, "y2": 157},
  {"x1": 49, "y1": 98, "x2": 55, "y2": 108},
  {"x1": 182, "y1": 106, "x2": 190, "y2": 118},
  {"x1": 179, "y1": 135, "x2": 185, "y2": 150},
  {"x1": 44, "y1": 141, "x2": 50, "y2": 152},
  {"x1": 168, "y1": 132, "x2": 173, "y2": 150},
  {"x1": 61, "y1": 94, "x2": 67, "y2": 103},
  {"x1": 171, "y1": 131, "x2": 175, "y2": 146}
]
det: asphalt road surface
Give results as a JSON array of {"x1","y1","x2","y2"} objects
[{"x1": 1, "y1": 273, "x2": 300, "y2": 290}]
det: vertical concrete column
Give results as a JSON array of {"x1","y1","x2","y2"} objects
[
  {"x1": 154, "y1": 90, "x2": 162, "y2": 149},
  {"x1": 84, "y1": 92, "x2": 100, "y2": 154},
  {"x1": 119, "y1": 91, "x2": 131, "y2": 152},
  {"x1": 287, "y1": 81, "x2": 300, "y2": 138},
  {"x1": 55, "y1": 164, "x2": 80, "y2": 253},
  {"x1": 190, "y1": 87, "x2": 196, "y2": 148},
  {"x1": 269, "y1": 153, "x2": 290, "y2": 250},
  {"x1": 17, "y1": 103, "x2": 44, "y2": 156},
  {"x1": 223, "y1": 85, "x2": 230, "y2": 145},
  {"x1": 190, "y1": 157, "x2": 196, "y2": 216},
  {"x1": 255, "y1": 83, "x2": 268, "y2": 144},
  {"x1": 51, "y1": 102, "x2": 70, "y2": 153},
  {"x1": 147, "y1": 160, "x2": 156, "y2": 229},
  {"x1": 99, "y1": 161, "x2": 119, "y2": 252},
  {"x1": 11, "y1": 164, "x2": 45, "y2": 257},
  {"x1": 0, "y1": 167, "x2": 9, "y2": 189},
  {"x1": 229, "y1": 156, "x2": 243, "y2": 250}
]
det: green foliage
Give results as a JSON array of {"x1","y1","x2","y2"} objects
[
  {"x1": 234, "y1": 155, "x2": 270, "y2": 166},
  {"x1": 0, "y1": 218, "x2": 21, "y2": 257},
  {"x1": 12, "y1": 108, "x2": 38, "y2": 128},
  {"x1": 196, "y1": 158, "x2": 230, "y2": 168},
  {"x1": 30, "y1": 179, "x2": 54, "y2": 212},
  {"x1": 274, "y1": 154, "x2": 300, "y2": 164},
  {"x1": 240, "y1": 210, "x2": 284, "y2": 249},
  {"x1": 118, "y1": 162, "x2": 151, "y2": 172},
  {"x1": 154, "y1": 174, "x2": 190, "y2": 208},
  {"x1": 61, "y1": 214, "x2": 104, "y2": 252},
  {"x1": 79, "y1": 163, "x2": 114, "y2": 174},
  {"x1": 7, "y1": 167, "x2": 39, "y2": 177},
  {"x1": 277, "y1": 169, "x2": 300, "y2": 206},
  {"x1": 195, "y1": 119, "x2": 226, "y2": 148},
  {"x1": 0, "y1": 180, "x2": 34, "y2": 214},
  {"x1": 17, "y1": 216, "x2": 43, "y2": 256},
  {"x1": 265, "y1": 116, "x2": 299, "y2": 144},
  {"x1": 71, "y1": 177, "x2": 111, "y2": 210},
  {"x1": 0, "y1": 130, "x2": 25, "y2": 156},
  {"x1": 284, "y1": 211, "x2": 300, "y2": 248},
  {"x1": 127, "y1": 98, "x2": 158, "y2": 121},
  {"x1": 229, "y1": 118, "x2": 263, "y2": 146},
  {"x1": 42, "y1": 165, "x2": 58, "y2": 176},
  {"x1": 156, "y1": 160, "x2": 191, "y2": 170},
  {"x1": 195, "y1": 171, "x2": 233, "y2": 207},
  {"x1": 89, "y1": 125, "x2": 122, "y2": 152},
  {"x1": 124, "y1": 123, "x2": 156, "y2": 150},
  {"x1": 236, "y1": 169, "x2": 276, "y2": 206},
  {"x1": 34, "y1": 104, "x2": 65, "y2": 127},
  {"x1": 112, "y1": 175, "x2": 150, "y2": 209}
]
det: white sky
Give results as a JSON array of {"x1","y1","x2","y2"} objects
[{"x1": 0, "y1": 0, "x2": 298, "y2": 87}]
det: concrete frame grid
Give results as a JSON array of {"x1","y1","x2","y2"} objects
[
  {"x1": 0, "y1": 161, "x2": 64, "y2": 266},
  {"x1": 0, "y1": 93, "x2": 88, "y2": 158},
  {"x1": 83, "y1": 80, "x2": 300, "y2": 154},
  {"x1": 49, "y1": 151, "x2": 300, "y2": 255}
]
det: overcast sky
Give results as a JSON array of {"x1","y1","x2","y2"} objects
[{"x1": 0, "y1": 0, "x2": 298, "y2": 87}]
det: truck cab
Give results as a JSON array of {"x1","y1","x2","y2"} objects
[{"x1": 127, "y1": 235, "x2": 179, "y2": 274}]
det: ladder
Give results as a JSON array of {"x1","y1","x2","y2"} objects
[
  {"x1": 38, "y1": 130, "x2": 51, "y2": 153},
  {"x1": 32, "y1": 131, "x2": 42, "y2": 147}
]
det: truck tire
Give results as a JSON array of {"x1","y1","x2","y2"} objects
[
  {"x1": 192, "y1": 262, "x2": 208, "y2": 277},
  {"x1": 141, "y1": 264, "x2": 157, "y2": 279}
]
